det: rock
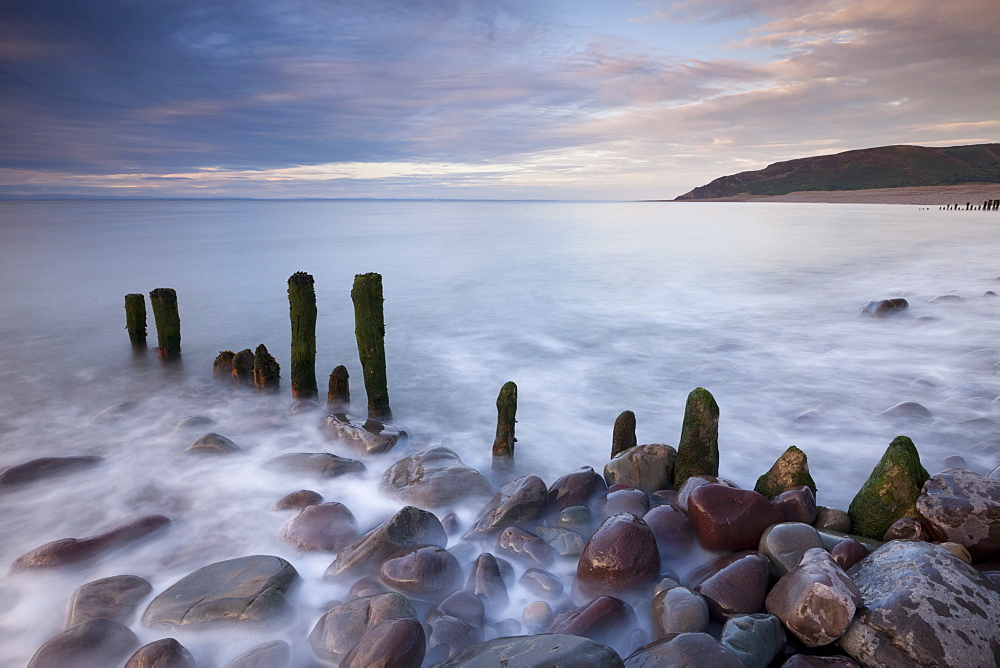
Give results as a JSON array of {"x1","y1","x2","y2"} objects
[
  {"x1": 720, "y1": 613, "x2": 785, "y2": 668},
  {"x1": 676, "y1": 474, "x2": 738, "y2": 512},
  {"x1": 28, "y1": 619, "x2": 139, "y2": 668},
  {"x1": 576, "y1": 513, "x2": 660, "y2": 599},
  {"x1": 380, "y1": 446, "x2": 493, "y2": 509},
  {"x1": 687, "y1": 483, "x2": 781, "y2": 551},
  {"x1": 758, "y1": 522, "x2": 826, "y2": 578},
  {"x1": 349, "y1": 575, "x2": 390, "y2": 598},
  {"x1": 0, "y1": 456, "x2": 103, "y2": 488},
  {"x1": 124, "y1": 638, "x2": 195, "y2": 667},
  {"x1": 279, "y1": 502, "x2": 359, "y2": 552},
  {"x1": 674, "y1": 387, "x2": 720, "y2": 488},
  {"x1": 915, "y1": 467, "x2": 1000, "y2": 559},
  {"x1": 323, "y1": 414, "x2": 406, "y2": 455},
  {"x1": 611, "y1": 410, "x2": 638, "y2": 457},
  {"x1": 519, "y1": 568, "x2": 564, "y2": 600},
  {"x1": 66, "y1": 575, "x2": 152, "y2": 627},
  {"x1": 441, "y1": 512, "x2": 461, "y2": 535},
  {"x1": 549, "y1": 596, "x2": 635, "y2": 647},
  {"x1": 327, "y1": 506, "x2": 447, "y2": 577},
  {"x1": 754, "y1": 446, "x2": 817, "y2": 500},
  {"x1": 557, "y1": 505, "x2": 592, "y2": 535},
  {"x1": 308, "y1": 592, "x2": 417, "y2": 663},
  {"x1": 184, "y1": 432, "x2": 240, "y2": 454},
  {"x1": 465, "y1": 553, "x2": 509, "y2": 613},
  {"x1": 876, "y1": 401, "x2": 932, "y2": 421},
  {"x1": 226, "y1": 640, "x2": 291, "y2": 668},
  {"x1": 643, "y1": 504, "x2": 694, "y2": 563},
  {"x1": 940, "y1": 541, "x2": 973, "y2": 564},
  {"x1": 92, "y1": 401, "x2": 141, "y2": 423},
  {"x1": 689, "y1": 551, "x2": 770, "y2": 621},
  {"x1": 603, "y1": 444, "x2": 677, "y2": 494},
  {"x1": 495, "y1": 526, "x2": 554, "y2": 566},
  {"x1": 439, "y1": 634, "x2": 624, "y2": 667},
  {"x1": 272, "y1": 489, "x2": 323, "y2": 511},
  {"x1": 861, "y1": 298, "x2": 908, "y2": 318},
  {"x1": 548, "y1": 466, "x2": 607, "y2": 511},
  {"x1": 425, "y1": 613, "x2": 482, "y2": 664},
  {"x1": 781, "y1": 656, "x2": 861, "y2": 667},
  {"x1": 830, "y1": 538, "x2": 869, "y2": 571},
  {"x1": 600, "y1": 488, "x2": 650, "y2": 519},
  {"x1": 340, "y1": 617, "x2": 425, "y2": 668},
  {"x1": 841, "y1": 540, "x2": 1000, "y2": 666},
  {"x1": 13, "y1": 515, "x2": 171, "y2": 571},
  {"x1": 462, "y1": 475, "x2": 548, "y2": 542},
  {"x1": 289, "y1": 399, "x2": 321, "y2": 414},
  {"x1": 433, "y1": 589, "x2": 486, "y2": 628},
  {"x1": 765, "y1": 548, "x2": 861, "y2": 647},
  {"x1": 142, "y1": 555, "x2": 299, "y2": 628},
  {"x1": 173, "y1": 415, "x2": 214, "y2": 431},
  {"x1": 650, "y1": 586, "x2": 710, "y2": 637},
  {"x1": 624, "y1": 632, "x2": 743, "y2": 668},
  {"x1": 882, "y1": 516, "x2": 933, "y2": 541},
  {"x1": 773, "y1": 486, "x2": 818, "y2": 524},
  {"x1": 848, "y1": 435, "x2": 929, "y2": 539},
  {"x1": 265, "y1": 452, "x2": 365, "y2": 478},
  {"x1": 379, "y1": 544, "x2": 462, "y2": 600},
  {"x1": 814, "y1": 507, "x2": 850, "y2": 532},
  {"x1": 532, "y1": 525, "x2": 585, "y2": 557}
]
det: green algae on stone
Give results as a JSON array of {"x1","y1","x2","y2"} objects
[
  {"x1": 252, "y1": 344, "x2": 280, "y2": 391},
  {"x1": 124, "y1": 293, "x2": 147, "y2": 350},
  {"x1": 149, "y1": 288, "x2": 180, "y2": 359},
  {"x1": 288, "y1": 272, "x2": 318, "y2": 400},
  {"x1": 674, "y1": 387, "x2": 720, "y2": 488},
  {"x1": 848, "y1": 435, "x2": 929, "y2": 539},
  {"x1": 754, "y1": 445, "x2": 817, "y2": 500},
  {"x1": 492, "y1": 381, "x2": 517, "y2": 471},
  {"x1": 611, "y1": 410, "x2": 637, "y2": 458},
  {"x1": 327, "y1": 365, "x2": 350, "y2": 411},
  {"x1": 351, "y1": 273, "x2": 391, "y2": 420}
]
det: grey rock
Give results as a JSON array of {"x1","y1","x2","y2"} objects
[
  {"x1": 466, "y1": 552, "x2": 509, "y2": 613},
  {"x1": 425, "y1": 614, "x2": 482, "y2": 664},
  {"x1": 13, "y1": 515, "x2": 171, "y2": 571},
  {"x1": 380, "y1": 446, "x2": 492, "y2": 509},
  {"x1": 916, "y1": 467, "x2": 1000, "y2": 559},
  {"x1": 323, "y1": 414, "x2": 406, "y2": 455},
  {"x1": 279, "y1": 502, "x2": 358, "y2": 552},
  {"x1": 124, "y1": 638, "x2": 195, "y2": 667},
  {"x1": 462, "y1": 475, "x2": 548, "y2": 542},
  {"x1": 720, "y1": 614, "x2": 785, "y2": 668},
  {"x1": 327, "y1": 506, "x2": 447, "y2": 577},
  {"x1": 876, "y1": 401, "x2": 932, "y2": 421},
  {"x1": 532, "y1": 526, "x2": 585, "y2": 558},
  {"x1": 265, "y1": 452, "x2": 365, "y2": 478},
  {"x1": 28, "y1": 619, "x2": 139, "y2": 668},
  {"x1": 184, "y1": 432, "x2": 240, "y2": 454},
  {"x1": 340, "y1": 617, "x2": 426, "y2": 668},
  {"x1": 309, "y1": 593, "x2": 417, "y2": 664},
  {"x1": 603, "y1": 443, "x2": 677, "y2": 494},
  {"x1": 758, "y1": 522, "x2": 825, "y2": 578},
  {"x1": 814, "y1": 507, "x2": 850, "y2": 532},
  {"x1": 272, "y1": 489, "x2": 323, "y2": 511},
  {"x1": 67, "y1": 575, "x2": 152, "y2": 628},
  {"x1": 519, "y1": 568, "x2": 564, "y2": 600},
  {"x1": 650, "y1": 586, "x2": 710, "y2": 637},
  {"x1": 781, "y1": 657, "x2": 860, "y2": 667},
  {"x1": 226, "y1": 640, "x2": 291, "y2": 668},
  {"x1": 439, "y1": 634, "x2": 624, "y2": 667},
  {"x1": 624, "y1": 632, "x2": 742, "y2": 668},
  {"x1": 496, "y1": 526, "x2": 555, "y2": 565},
  {"x1": 0, "y1": 456, "x2": 103, "y2": 488},
  {"x1": 861, "y1": 298, "x2": 908, "y2": 318}
]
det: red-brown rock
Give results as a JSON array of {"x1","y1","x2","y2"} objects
[
  {"x1": 687, "y1": 484, "x2": 781, "y2": 551},
  {"x1": 548, "y1": 596, "x2": 635, "y2": 647},
  {"x1": 340, "y1": 617, "x2": 425, "y2": 668},
  {"x1": 548, "y1": 467, "x2": 607, "y2": 511},
  {"x1": 280, "y1": 502, "x2": 358, "y2": 552},
  {"x1": 643, "y1": 504, "x2": 694, "y2": 563},
  {"x1": 688, "y1": 551, "x2": 770, "y2": 621},
  {"x1": 773, "y1": 486, "x2": 818, "y2": 524},
  {"x1": 576, "y1": 513, "x2": 660, "y2": 599},
  {"x1": 830, "y1": 538, "x2": 869, "y2": 571},
  {"x1": 495, "y1": 526, "x2": 554, "y2": 566},
  {"x1": 379, "y1": 544, "x2": 462, "y2": 600}
]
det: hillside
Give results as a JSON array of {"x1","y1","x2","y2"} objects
[{"x1": 675, "y1": 144, "x2": 1000, "y2": 200}]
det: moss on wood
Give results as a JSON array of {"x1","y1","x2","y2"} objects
[
  {"x1": 492, "y1": 381, "x2": 517, "y2": 469},
  {"x1": 288, "y1": 272, "x2": 318, "y2": 399},
  {"x1": 351, "y1": 273, "x2": 391, "y2": 420},
  {"x1": 124, "y1": 293, "x2": 146, "y2": 349},
  {"x1": 149, "y1": 288, "x2": 180, "y2": 359}
]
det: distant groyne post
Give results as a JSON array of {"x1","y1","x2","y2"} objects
[
  {"x1": 149, "y1": 288, "x2": 180, "y2": 360},
  {"x1": 288, "y1": 272, "x2": 318, "y2": 400},
  {"x1": 253, "y1": 344, "x2": 280, "y2": 391},
  {"x1": 351, "y1": 272, "x2": 391, "y2": 421},
  {"x1": 124, "y1": 293, "x2": 147, "y2": 350},
  {"x1": 611, "y1": 410, "x2": 637, "y2": 457},
  {"x1": 328, "y1": 365, "x2": 350, "y2": 412},
  {"x1": 492, "y1": 381, "x2": 517, "y2": 471}
]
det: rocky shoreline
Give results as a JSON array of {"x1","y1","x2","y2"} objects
[
  {"x1": 665, "y1": 183, "x2": 1000, "y2": 205},
  {"x1": 9, "y1": 384, "x2": 1000, "y2": 667}
]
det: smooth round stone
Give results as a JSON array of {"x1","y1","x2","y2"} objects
[
  {"x1": 533, "y1": 526, "x2": 585, "y2": 557},
  {"x1": 495, "y1": 526, "x2": 554, "y2": 566},
  {"x1": 439, "y1": 634, "x2": 624, "y2": 667},
  {"x1": 225, "y1": 640, "x2": 291, "y2": 668},
  {"x1": 272, "y1": 489, "x2": 323, "y2": 511},
  {"x1": 67, "y1": 575, "x2": 153, "y2": 627},
  {"x1": 576, "y1": 513, "x2": 660, "y2": 599},
  {"x1": 607, "y1": 482, "x2": 633, "y2": 493},
  {"x1": 309, "y1": 593, "x2": 417, "y2": 663},
  {"x1": 625, "y1": 632, "x2": 743, "y2": 667},
  {"x1": 348, "y1": 575, "x2": 390, "y2": 599},
  {"x1": 461, "y1": 475, "x2": 548, "y2": 542},
  {"x1": 773, "y1": 486, "x2": 818, "y2": 524},
  {"x1": 266, "y1": 452, "x2": 366, "y2": 479},
  {"x1": 883, "y1": 517, "x2": 933, "y2": 541},
  {"x1": 643, "y1": 504, "x2": 694, "y2": 562},
  {"x1": 687, "y1": 483, "x2": 782, "y2": 552},
  {"x1": 603, "y1": 443, "x2": 677, "y2": 494},
  {"x1": 493, "y1": 618, "x2": 522, "y2": 637},
  {"x1": 521, "y1": 601, "x2": 554, "y2": 630},
  {"x1": 184, "y1": 432, "x2": 240, "y2": 454},
  {"x1": 720, "y1": 613, "x2": 785, "y2": 668},
  {"x1": 916, "y1": 468, "x2": 1000, "y2": 559},
  {"x1": 676, "y1": 475, "x2": 738, "y2": 512},
  {"x1": 124, "y1": 638, "x2": 195, "y2": 667},
  {"x1": 781, "y1": 656, "x2": 861, "y2": 667},
  {"x1": 340, "y1": 617, "x2": 425, "y2": 668},
  {"x1": 28, "y1": 619, "x2": 139, "y2": 668},
  {"x1": 441, "y1": 512, "x2": 461, "y2": 535},
  {"x1": 651, "y1": 489, "x2": 678, "y2": 506},
  {"x1": 173, "y1": 415, "x2": 215, "y2": 431},
  {"x1": 557, "y1": 505, "x2": 592, "y2": 534},
  {"x1": 280, "y1": 502, "x2": 359, "y2": 552},
  {"x1": 519, "y1": 568, "x2": 564, "y2": 600},
  {"x1": 379, "y1": 544, "x2": 462, "y2": 600},
  {"x1": 547, "y1": 466, "x2": 607, "y2": 511},
  {"x1": 549, "y1": 596, "x2": 634, "y2": 647},
  {"x1": 601, "y1": 489, "x2": 650, "y2": 519},
  {"x1": 939, "y1": 541, "x2": 972, "y2": 564},
  {"x1": 690, "y1": 551, "x2": 771, "y2": 621},
  {"x1": 432, "y1": 590, "x2": 486, "y2": 628},
  {"x1": 328, "y1": 506, "x2": 447, "y2": 578},
  {"x1": 650, "y1": 586, "x2": 710, "y2": 637},
  {"x1": 380, "y1": 446, "x2": 493, "y2": 509},
  {"x1": 830, "y1": 538, "x2": 869, "y2": 571},
  {"x1": 653, "y1": 577, "x2": 681, "y2": 596},
  {"x1": 466, "y1": 553, "x2": 509, "y2": 613},
  {"x1": 759, "y1": 522, "x2": 825, "y2": 578},
  {"x1": 425, "y1": 615, "x2": 482, "y2": 665},
  {"x1": 814, "y1": 507, "x2": 851, "y2": 532}
]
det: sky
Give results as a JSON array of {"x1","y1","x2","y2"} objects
[{"x1": 1, "y1": 0, "x2": 998, "y2": 200}]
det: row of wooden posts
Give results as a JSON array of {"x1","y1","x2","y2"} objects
[{"x1": 940, "y1": 200, "x2": 1000, "y2": 210}]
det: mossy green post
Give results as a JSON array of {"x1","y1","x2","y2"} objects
[
  {"x1": 288, "y1": 272, "x2": 318, "y2": 400},
  {"x1": 754, "y1": 445, "x2": 817, "y2": 499},
  {"x1": 124, "y1": 293, "x2": 146, "y2": 349},
  {"x1": 351, "y1": 272, "x2": 391, "y2": 421},
  {"x1": 148, "y1": 288, "x2": 180, "y2": 359},
  {"x1": 253, "y1": 344, "x2": 280, "y2": 391},
  {"x1": 492, "y1": 381, "x2": 517, "y2": 471},
  {"x1": 848, "y1": 435, "x2": 929, "y2": 539},
  {"x1": 328, "y1": 365, "x2": 350, "y2": 411},
  {"x1": 674, "y1": 387, "x2": 720, "y2": 488},
  {"x1": 233, "y1": 348, "x2": 254, "y2": 386},
  {"x1": 213, "y1": 351, "x2": 236, "y2": 380},
  {"x1": 611, "y1": 410, "x2": 637, "y2": 458}
]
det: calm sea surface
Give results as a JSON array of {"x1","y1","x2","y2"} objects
[{"x1": 1, "y1": 200, "x2": 999, "y2": 662}]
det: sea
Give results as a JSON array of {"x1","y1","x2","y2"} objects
[{"x1": 0, "y1": 199, "x2": 998, "y2": 663}]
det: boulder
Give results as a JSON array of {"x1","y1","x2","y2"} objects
[
  {"x1": 380, "y1": 446, "x2": 492, "y2": 509},
  {"x1": 379, "y1": 544, "x2": 462, "y2": 600},
  {"x1": 861, "y1": 298, "x2": 908, "y2": 318},
  {"x1": 549, "y1": 596, "x2": 635, "y2": 647},
  {"x1": 323, "y1": 414, "x2": 405, "y2": 455},
  {"x1": 689, "y1": 551, "x2": 770, "y2": 621},
  {"x1": 576, "y1": 513, "x2": 660, "y2": 599},
  {"x1": 687, "y1": 483, "x2": 781, "y2": 551},
  {"x1": 781, "y1": 656, "x2": 861, "y2": 667},
  {"x1": 66, "y1": 575, "x2": 152, "y2": 627},
  {"x1": 0, "y1": 456, "x2": 103, "y2": 488},
  {"x1": 674, "y1": 387, "x2": 720, "y2": 488},
  {"x1": 643, "y1": 504, "x2": 694, "y2": 563},
  {"x1": 462, "y1": 475, "x2": 548, "y2": 542},
  {"x1": 184, "y1": 432, "x2": 240, "y2": 454},
  {"x1": 124, "y1": 638, "x2": 196, "y2": 667},
  {"x1": 13, "y1": 515, "x2": 170, "y2": 571},
  {"x1": 265, "y1": 452, "x2": 365, "y2": 478},
  {"x1": 279, "y1": 502, "x2": 359, "y2": 552},
  {"x1": 327, "y1": 506, "x2": 447, "y2": 577},
  {"x1": 720, "y1": 613, "x2": 785, "y2": 668},
  {"x1": 226, "y1": 640, "x2": 291, "y2": 668},
  {"x1": 439, "y1": 634, "x2": 624, "y2": 667},
  {"x1": 603, "y1": 444, "x2": 676, "y2": 494},
  {"x1": 272, "y1": 489, "x2": 323, "y2": 510},
  {"x1": 532, "y1": 526, "x2": 585, "y2": 557},
  {"x1": 830, "y1": 538, "x2": 869, "y2": 571},
  {"x1": 650, "y1": 586, "x2": 709, "y2": 637},
  {"x1": 624, "y1": 632, "x2": 742, "y2": 668},
  {"x1": 916, "y1": 467, "x2": 1000, "y2": 560},
  {"x1": 465, "y1": 553, "x2": 509, "y2": 613},
  {"x1": 496, "y1": 526, "x2": 554, "y2": 566},
  {"x1": 432, "y1": 590, "x2": 486, "y2": 628},
  {"x1": 308, "y1": 592, "x2": 417, "y2": 663},
  {"x1": 28, "y1": 619, "x2": 138, "y2": 668},
  {"x1": 758, "y1": 523, "x2": 826, "y2": 578},
  {"x1": 425, "y1": 613, "x2": 483, "y2": 664},
  {"x1": 754, "y1": 446, "x2": 817, "y2": 500},
  {"x1": 600, "y1": 488, "x2": 650, "y2": 519},
  {"x1": 340, "y1": 617, "x2": 425, "y2": 668},
  {"x1": 773, "y1": 486, "x2": 818, "y2": 524},
  {"x1": 814, "y1": 507, "x2": 850, "y2": 532},
  {"x1": 848, "y1": 435, "x2": 928, "y2": 539},
  {"x1": 882, "y1": 516, "x2": 933, "y2": 541},
  {"x1": 876, "y1": 401, "x2": 932, "y2": 421},
  {"x1": 548, "y1": 467, "x2": 607, "y2": 511},
  {"x1": 676, "y1": 475, "x2": 738, "y2": 512},
  {"x1": 519, "y1": 568, "x2": 564, "y2": 600}
]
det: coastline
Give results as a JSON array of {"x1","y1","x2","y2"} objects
[{"x1": 666, "y1": 183, "x2": 1000, "y2": 205}]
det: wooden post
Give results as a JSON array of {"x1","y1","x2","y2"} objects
[
  {"x1": 351, "y1": 272, "x2": 391, "y2": 420},
  {"x1": 288, "y1": 272, "x2": 318, "y2": 399},
  {"x1": 253, "y1": 344, "x2": 280, "y2": 391},
  {"x1": 124, "y1": 294, "x2": 147, "y2": 350},
  {"x1": 492, "y1": 381, "x2": 517, "y2": 471},
  {"x1": 611, "y1": 410, "x2": 637, "y2": 458},
  {"x1": 327, "y1": 365, "x2": 350, "y2": 412},
  {"x1": 213, "y1": 351, "x2": 236, "y2": 379},
  {"x1": 148, "y1": 288, "x2": 180, "y2": 359},
  {"x1": 233, "y1": 349, "x2": 254, "y2": 385}
]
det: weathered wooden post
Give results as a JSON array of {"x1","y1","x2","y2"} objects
[
  {"x1": 288, "y1": 272, "x2": 318, "y2": 400},
  {"x1": 611, "y1": 410, "x2": 637, "y2": 457},
  {"x1": 351, "y1": 272, "x2": 391, "y2": 420},
  {"x1": 233, "y1": 348, "x2": 254, "y2": 385},
  {"x1": 213, "y1": 351, "x2": 236, "y2": 379},
  {"x1": 124, "y1": 293, "x2": 147, "y2": 350},
  {"x1": 253, "y1": 344, "x2": 280, "y2": 391},
  {"x1": 328, "y1": 365, "x2": 350, "y2": 412},
  {"x1": 674, "y1": 387, "x2": 720, "y2": 487},
  {"x1": 149, "y1": 288, "x2": 180, "y2": 359},
  {"x1": 492, "y1": 381, "x2": 517, "y2": 471}
]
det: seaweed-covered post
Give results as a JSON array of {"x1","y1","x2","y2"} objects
[
  {"x1": 253, "y1": 344, "x2": 280, "y2": 391},
  {"x1": 611, "y1": 410, "x2": 637, "y2": 458},
  {"x1": 492, "y1": 381, "x2": 517, "y2": 471},
  {"x1": 674, "y1": 387, "x2": 720, "y2": 488},
  {"x1": 233, "y1": 349, "x2": 254, "y2": 385},
  {"x1": 213, "y1": 351, "x2": 236, "y2": 379},
  {"x1": 351, "y1": 272, "x2": 391, "y2": 420},
  {"x1": 288, "y1": 272, "x2": 318, "y2": 400},
  {"x1": 328, "y1": 365, "x2": 350, "y2": 412},
  {"x1": 124, "y1": 293, "x2": 147, "y2": 350},
  {"x1": 149, "y1": 288, "x2": 180, "y2": 359}
]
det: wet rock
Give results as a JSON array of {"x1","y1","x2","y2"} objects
[
  {"x1": 519, "y1": 568, "x2": 564, "y2": 600},
  {"x1": 272, "y1": 489, "x2": 323, "y2": 511},
  {"x1": 379, "y1": 544, "x2": 462, "y2": 600},
  {"x1": 940, "y1": 541, "x2": 973, "y2": 563},
  {"x1": 600, "y1": 488, "x2": 650, "y2": 519},
  {"x1": 279, "y1": 502, "x2": 359, "y2": 552},
  {"x1": 13, "y1": 515, "x2": 171, "y2": 571},
  {"x1": 754, "y1": 446, "x2": 817, "y2": 500},
  {"x1": 495, "y1": 526, "x2": 554, "y2": 566},
  {"x1": 440, "y1": 634, "x2": 624, "y2": 667},
  {"x1": 533, "y1": 525, "x2": 585, "y2": 557},
  {"x1": 915, "y1": 467, "x2": 1000, "y2": 559},
  {"x1": 289, "y1": 399, "x2": 321, "y2": 414},
  {"x1": 676, "y1": 475, "x2": 738, "y2": 512},
  {"x1": 327, "y1": 506, "x2": 447, "y2": 577},
  {"x1": 689, "y1": 551, "x2": 771, "y2": 621},
  {"x1": 425, "y1": 613, "x2": 482, "y2": 664},
  {"x1": 576, "y1": 513, "x2": 660, "y2": 599},
  {"x1": 773, "y1": 486, "x2": 818, "y2": 524},
  {"x1": 340, "y1": 617, "x2": 425, "y2": 668},
  {"x1": 226, "y1": 640, "x2": 291, "y2": 668},
  {"x1": 433, "y1": 590, "x2": 486, "y2": 628},
  {"x1": 650, "y1": 586, "x2": 709, "y2": 637},
  {"x1": 603, "y1": 443, "x2": 677, "y2": 494},
  {"x1": 765, "y1": 548, "x2": 861, "y2": 647},
  {"x1": 781, "y1": 657, "x2": 860, "y2": 667},
  {"x1": 142, "y1": 555, "x2": 299, "y2": 628},
  {"x1": 66, "y1": 575, "x2": 152, "y2": 627},
  {"x1": 28, "y1": 619, "x2": 139, "y2": 668},
  {"x1": 92, "y1": 401, "x2": 141, "y2": 423},
  {"x1": 643, "y1": 504, "x2": 694, "y2": 563},
  {"x1": 720, "y1": 613, "x2": 785, "y2": 668},
  {"x1": 184, "y1": 432, "x2": 240, "y2": 454},
  {"x1": 882, "y1": 516, "x2": 933, "y2": 541},
  {"x1": 674, "y1": 387, "x2": 720, "y2": 488},
  {"x1": 814, "y1": 507, "x2": 850, "y2": 532},
  {"x1": 547, "y1": 466, "x2": 607, "y2": 511},
  {"x1": 876, "y1": 401, "x2": 932, "y2": 421},
  {"x1": 861, "y1": 298, "x2": 908, "y2": 318},
  {"x1": 380, "y1": 446, "x2": 493, "y2": 509},
  {"x1": 173, "y1": 415, "x2": 214, "y2": 431},
  {"x1": 308, "y1": 592, "x2": 417, "y2": 663},
  {"x1": 265, "y1": 452, "x2": 365, "y2": 478},
  {"x1": 441, "y1": 512, "x2": 461, "y2": 535},
  {"x1": 348, "y1": 575, "x2": 390, "y2": 598},
  {"x1": 521, "y1": 600, "x2": 555, "y2": 631},
  {"x1": 841, "y1": 540, "x2": 1000, "y2": 666},
  {"x1": 462, "y1": 475, "x2": 548, "y2": 542},
  {"x1": 557, "y1": 505, "x2": 592, "y2": 535},
  {"x1": 758, "y1": 522, "x2": 826, "y2": 578},
  {"x1": 0, "y1": 456, "x2": 103, "y2": 489},
  {"x1": 323, "y1": 414, "x2": 406, "y2": 455},
  {"x1": 624, "y1": 632, "x2": 742, "y2": 668},
  {"x1": 549, "y1": 596, "x2": 635, "y2": 647},
  {"x1": 687, "y1": 483, "x2": 781, "y2": 551},
  {"x1": 465, "y1": 553, "x2": 509, "y2": 613},
  {"x1": 848, "y1": 435, "x2": 929, "y2": 539},
  {"x1": 124, "y1": 638, "x2": 195, "y2": 667},
  {"x1": 830, "y1": 538, "x2": 869, "y2": 571}
]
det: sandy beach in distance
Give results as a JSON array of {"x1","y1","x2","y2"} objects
[{"x1": 669, "y1": 183, "x2": 1000, "y2": 205}]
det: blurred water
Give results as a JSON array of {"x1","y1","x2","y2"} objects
[{"x1": 1, "y1": 200, "x2": 999, "y2": 663}]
